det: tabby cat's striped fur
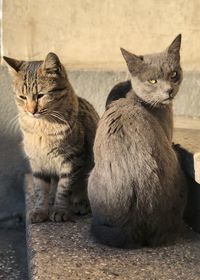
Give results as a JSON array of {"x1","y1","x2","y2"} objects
[{"x1": 4, "y1": 53, "x2": 99, "y2": 223}]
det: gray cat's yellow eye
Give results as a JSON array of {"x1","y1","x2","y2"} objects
[
  {"x1": 171, "y1": 71, "x2": 177, "y2": 78},
  {"x1": 148, "y1": 79, "x2": 157, "y2": 84},
  {"x1": 19, "y1": 95, "x2": 27, "y2": 100}
]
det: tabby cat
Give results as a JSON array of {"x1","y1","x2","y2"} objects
[
  {"x1": 88, "y1": 34, "x2": 187, "y2": 248},
  {"x1": 4, "y1": 53, "x2": 99, "y2": 223}
]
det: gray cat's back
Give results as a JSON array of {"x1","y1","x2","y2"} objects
[
  {"x1": 91, "y1": 98, "x2": 179, "y2": 206},
  {"x1": 95, "y1": 97, "x2": 169, "y2": 159},
  {"x1": 89, "y1": 97, "x2": 186, "y2": 248}
]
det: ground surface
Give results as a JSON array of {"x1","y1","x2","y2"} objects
[
  {"x1": 0, "y1": 226, "x2": 28, "y2": 280},
  {"x1": 26, "y1": 121, "x2": 200, "y2": 280},
  {"x1": 28, "y1": 217, "x2": 200, "y2": 280}
]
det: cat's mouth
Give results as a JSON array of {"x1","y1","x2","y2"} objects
[
  {"x1": 162, "y1": 96, "x2": 174, "y2": 104},
  {"x1": 27, "y1": 112, "x2": 43, "y2": 118}
]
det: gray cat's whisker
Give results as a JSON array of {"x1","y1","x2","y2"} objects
[{"x1": 151, "y1": 100, "x2": 158, "y2": 109}]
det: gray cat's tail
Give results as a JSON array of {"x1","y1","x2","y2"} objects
[
  {"x1": 91, "y1": 222, "x2": 139, "y2": 249},
  {"x1": 105, "y1": 80, "x2": 132, "y2": 110}
]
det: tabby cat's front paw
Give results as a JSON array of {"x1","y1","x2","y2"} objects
[
  {"x1": 72, "y1": 199, "x2": 91, "y2": 215},
  {"x1": 49, "y1": 207, "x2": 72, "y2": 222},
  {"x1": 28, "y1": 208, "x2": 49, "y2": 223}
]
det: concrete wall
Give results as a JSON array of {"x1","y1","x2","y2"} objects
[
  {"x1": 1, "y1": 0, "x2": 200, "y2": 117},
  {"x1": 2, "y1": 0, "x2": 200, "y2": 71}
]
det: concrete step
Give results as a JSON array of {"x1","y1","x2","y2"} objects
[
  {"x1": 25, "y1": 118, "x2": 200, "y2": 280},
  {"x1": 27, "y1": 218, "x2": 200, "y2": 280},
  {"x1": 174, "y1": 116, "x2": 200, "y2": 178}
]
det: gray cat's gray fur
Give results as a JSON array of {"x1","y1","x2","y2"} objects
[{"x1": 88, "y1": 34, "x2": 187, "y2": 248}]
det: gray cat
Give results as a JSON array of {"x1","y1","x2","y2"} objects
[{"x1": 88, "y1": 34, "x2": 187, "y2": 248}]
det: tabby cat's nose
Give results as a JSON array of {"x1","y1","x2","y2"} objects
[{"x1": 27, "y1": 101, "x2": 37, "y2": 115}]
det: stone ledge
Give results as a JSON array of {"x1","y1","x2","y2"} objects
[
  {"x1": 25, "y1": 121, "x2": 200, "y2": 280},
  {"x1": 173, "y1": 128, "x2": 200, "y2": 184},
  {"x1": 27, "y1": 218, "x2": 200, "y2": 280},
  {"x1": 172, "y1": 124, "x2": 200, "y2": 233}
]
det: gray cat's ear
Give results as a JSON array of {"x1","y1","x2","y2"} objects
[
  {"x1": 43, "y1": 52, "x2": 61, "y2": 73},
  {"x1": 3, "y1": 56, "x2": 23, "y2": 72},
  {"x1": 167, "y1": 34, "x2": 181, "y2": 57},
  {"x1": 120, "y1": 48, "x2": 144, "y2": 75}
]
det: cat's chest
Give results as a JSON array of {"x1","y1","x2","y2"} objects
[
  {"x1": 24, "y1": 133, "x2": 54, "y2": 148},
  {"x1": 20, "y1": 118, "x2": 66, "y2": 156},
  {"x1": 23, "y1": 133, "x2": 60, "y2": 159},
  {"x1": 22, "y1": 132, "x2": 64, "y2": 173}
]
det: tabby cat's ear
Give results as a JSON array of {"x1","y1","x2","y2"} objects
[
  {"x1": 120, "y1": 48, "x2": 144, "y2": 75},
  {"x1": 43, "y1": 52, "x2": 61, "y2": 74},
  {"x1": 167, "y1": 34, "x2": 181, "y2": 59},
  {"x1": 3, "y1": 56, "x2": 23, "y2": 72}
]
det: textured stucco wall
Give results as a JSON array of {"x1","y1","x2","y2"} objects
[
  {"x1": 2, "y1": 0, "x2": 200, "y2": 71},
  {"x1": 2, "y1": 0, "x2": 200, "y2": 116}
]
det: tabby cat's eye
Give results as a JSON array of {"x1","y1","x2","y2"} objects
[
  {"x1": 37, "y1": 93, "x2": 45, "y2": 99},
  {"x1": 148, "y1": 79, "x2": 157, "y2": 84},
  {"x1": 19, "y1": 95, "x2": 27, "y2": 100},
  {"x1": 171, "y1": 71, "x2": 177, "y2": 79}
]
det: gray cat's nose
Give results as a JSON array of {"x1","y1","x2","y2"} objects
[{"x1": 166, "y1": 88, "x2": 173, "y2": 97}]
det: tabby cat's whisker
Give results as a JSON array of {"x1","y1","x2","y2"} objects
[
  {"x1": 50, "y1": 113, "x2": 68, "y2": 124},
  {"x1": 6, "y1": 113, "x2": 22, "y2": 134},
  {"x1": 51, "y1": 111, "x2": 67, "y2": 119},
  {"x1": 51, "y1": 112, "x2": 72, "y2": 130},
  {"x1": 8, "y1": 114, "x2": 20, "y2": 126},
  {"x1": 38, "y1": 109, "x2": 48, "y2": 116}
]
